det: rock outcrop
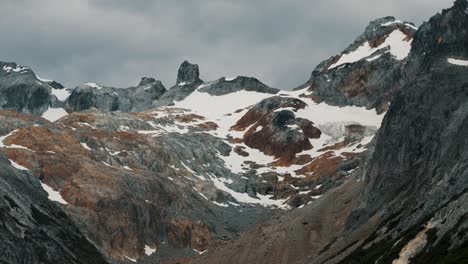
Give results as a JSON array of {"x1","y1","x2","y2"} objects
[
  {"x1": 297, "y1": 16, "x2": 417, "y2": 113},
  {"x1": 0, "y1": 62, "x2": 64, "y2": 115},
  {"x1": 198, "y1": 76, "x2": 279, "y2": 96},
  {"x1": 0, "y1": 152, "x2": 109, "y2": 264},
  {"x1": 154, "y1": 61, "x2": 204, "y2": 106},
  {"x1": 65, "y1": 77, "x2": 166, "y2": 112}
]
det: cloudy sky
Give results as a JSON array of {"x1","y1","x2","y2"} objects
[{"x1": 1, "y1": 0, "x2": 454, "y2": 90}]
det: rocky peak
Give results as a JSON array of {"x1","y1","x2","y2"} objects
[
  {"x1": 176, "y1": 60, "x2": 202, "y2": 85},
  {"x1": 0, "y1": 61, "x2": 55, "y2": 115},
  {"x1": 138, "y1": 77, "x2": 158, "y2": 87},
  {"x1": 198, "y1": 76, "x2": 279, "y2": 96},
  {"x1": 295, "y1": 15, "x2": 418, "y2": 114},
  {"x1": 406, "y1": 0, "x2": 468, "y2": 77}
]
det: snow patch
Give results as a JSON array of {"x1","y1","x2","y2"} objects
[
  {"x1": 41, "y1": 107, "x2": 68, "y2": 122},
  {"x1": 211, "y1": 201, "x2": 229, "y2": 207},
  {"x1": 210, "y1": 174, "x2": 288, "y2": 208},
  {"x1": 3, "y1": 65, "x2": 28, "y2": 73},
  {"x1": 193, "y1": 249, "x2": 207, "y2": 255},
  {"x1": 448, "y1": 58, "x2": 468, "y2": 66},
  {"x1": 35, "y1": 75, "x2": 52, "y2": 82},
  {"x1": 51, "y1": 88, "x2": 71, "y2": 102},
  {"x1": 381, "y1": 20, "x2": 418, "y2": 30},
  {"x1": 328, "y1": 29, "x2": 411, "y2": 70},
  {"x1": 9, "y1": 159, "x2": 29, "y2": 171},
  {"x1": 84, "y1": 82, "x2": 102, "y2": 89},
  {"x1": 80, "y1": 142, "x2": 92, "y2": 151},
  {"x1": 124, "y1": 256, "x2": 137, "y2": 262},
  {"x1": 144, "y1": 245, "x2": 157, "y2": 256},
  {"x1": 40, "y1": 182, "x2": 68, "y2": 204}
]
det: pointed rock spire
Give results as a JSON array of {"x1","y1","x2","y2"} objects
[{"x1": 176, "y1": 60, "x2": 202, "y2": 85}]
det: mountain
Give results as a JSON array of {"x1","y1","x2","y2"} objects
[
  {"x1": 194, "y1": 1, "x2": 468, "y2": 263},
  {"x1": 0, "y1": 1, "x2": 467, "y2": 264},
  {"x1": 65, "y1": 77, "x2": 167, "y2": 112},
  {"x1": 296, "y1": 16, "x2": 416, "y2": 114},
  {"x1": 0, "y1": 62, "x2": 67, "y2": 116}
]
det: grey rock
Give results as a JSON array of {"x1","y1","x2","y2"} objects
[
  {"x1": 0, "y1": 154, "x2": 109, "y2": 264},
  {"x1": 198, "y1": 76, "x2": 279, "y2": 96},
  {"x1": 65, "y1": 77, "x2": 166, "y2": 112},
  {"x1": 154, "y1": 61, "x2": 204, "y2": 107},
  {"x1": 177, "y1": 60, "x2": 202, "y2": 85},
  {"x1": 0, "y1": 62, "x2": 55, "y2": 115},
  {"x1": 296, "y1": 16, "x2": 417, "y2": 113}
]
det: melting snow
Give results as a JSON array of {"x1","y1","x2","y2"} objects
[
  {"x1": 9, "y1": 159, "x2": 29, "y2": 171},
  {"x1": 0, "y1": 130, "x2": 19, "y2": 148},
  {"x1": 0, "y1": 130, "x2": 34, "y2": 151},
  {"x1": 173, "y1": 89, "x2": 275, "y2": 137},
  {"x1": 40, "y1": 182, "x2": 68, "y2": 204},
  {"x1": 328, "y1": 29, "x2": 412, "y2": 70},
  {"x1": 193, "y1": 249, "x2": 207, "y2": 255},
  {"x1": 448, "y1": 58, "x2": 468, "y2": 66},
  {"x1": 84, "y1": 82, "x2": 102, "y2": 89},
  {"x1": 80, "y1": 142, "x2": 92, "y2": 151},
  {"x1": 144, "y1": 245, "x2": 157, "y2": 256},
  {"x1": 77, "y1": 122, "x2": 97, "y2": 129},
  {"x1": 212, "y1": 201, "x2": 229, "y2": 207},
  {"x1": 210, "y1": 175, "x2": 289, "y2": 208},
  {"x1": 41, "y1": 107, "x2": 68, "y2": 122},
  {"x1": 225, "y1": 77, "x2": 237, "y2": 81},
  {"x1": 124, "y1": 256, "x2": 137, "y2": 262},
  {"x1": 367, "y1": 53, "x2": 384, "y2": 62},
  {"x1": 35, "y1": 75, "x2": 52, "y2": 82},
  {"x1": 102, "y1": 161, "x2": 113, "y2": 167},
  {"x1": 51, "y1": 88, "x2": 71, "y2": 102},
  {"x1": 381, "y1": 20, "x2": 418, "y2": 30},
  {"x1": 3, "y1": 65, "x2": 28, "y2": 73}
]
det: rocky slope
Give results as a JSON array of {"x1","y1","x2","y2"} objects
[
  {"x1": 297, "y1": 16, "x2": 416, "y2": 114},
  {"x1": 65, "y1": 77, "x2": 167, "y2": 112},
  {"x1": 0, "y1": 148, "x2": 109, "y2": 264},
  {"x1": 194, "y1": 1, "x2": 468, "y2": 263},
  {"x1": 1, "y1": 1, "x2": 467, "y2": 264},
  {"x1": 0, "y1": 62, "x2": 67, "y2": 116}
]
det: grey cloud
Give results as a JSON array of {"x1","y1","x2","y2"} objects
[{"x1": 0, "y1": 0, "x2": 455, "y2": 90}]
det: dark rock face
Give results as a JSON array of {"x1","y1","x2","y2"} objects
[
  {"x1": 199, "y1": 76, "x2": 279, "y2": 96},
  {"x1": 154, "y1": 61, "x2": 204, "y2": 107},
  {"x1": 0, "y1": 154, "x2": 109, "y2": 264},
  {"x1": 0, "y1": 62, "x2": 55, "y2": 115},
  {"x1": 297, "y1": 17, "x2": 416, "y2": 113},
  {"x1": 177, "y1": 60, "x2": 201, "y2": 85},
  {"x1": 338, "y1": 2, "x2": 468, "y2": 262},
  {"x1": 65, "y1": 78, "x2": 166, "y2": 112}
]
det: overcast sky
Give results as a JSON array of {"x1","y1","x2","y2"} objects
[{"x1": 1, "y1": 0, "x2": 454, "y2": 90}]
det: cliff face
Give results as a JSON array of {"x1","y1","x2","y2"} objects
[
  {"x1": 339, "y1": 1, "x2": 468, "y2": 262},
  {"x1": 297, "y1": 16, "x2": 416, "y2": 114},
  {"x1": 194, "y1": 1, "x2": 468, "y2": 264},
  {"x1": 0, "y1": 153, "x2": 109, "y2": 264}
]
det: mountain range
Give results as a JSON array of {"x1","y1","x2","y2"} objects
[{"x1": 0, "y1": 1, "x2": 467, "y2": 263}]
